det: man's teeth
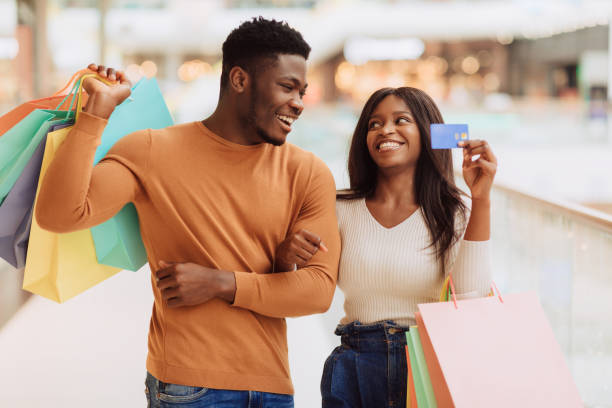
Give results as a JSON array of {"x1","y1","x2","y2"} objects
[
  {"x1": 277, "y1": 114, "x2": 295, "y2": 125},
  {"x1": 378, "y1": 141, "x2": 402, "y2": 151}
]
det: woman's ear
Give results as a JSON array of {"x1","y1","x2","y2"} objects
[{"x1": 228, "y1": 66, "x2": 250, "y2": 93}]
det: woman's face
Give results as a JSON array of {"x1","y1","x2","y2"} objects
[{"x1": 366, "y1": 95, "x2": 422, "y2": 172}]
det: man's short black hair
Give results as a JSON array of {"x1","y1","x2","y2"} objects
[{"x1": 220, "y1": 17, "x2": 311, "y2": 90}]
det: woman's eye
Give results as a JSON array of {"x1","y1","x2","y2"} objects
[
  {"x1": 368, "y1": 122, "x2": 380, "y2": 129},
  {"x1": 397, "y1": 117, "x2": 410, "y2": 124}
]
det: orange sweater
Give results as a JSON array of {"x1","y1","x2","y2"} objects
[{"x1": 36, "y1": 112, "x2": 340, "y2": 394}]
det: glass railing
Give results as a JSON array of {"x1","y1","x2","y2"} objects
[{"x1": 483, "y1": 180, "x2": 612, "y2": 407}]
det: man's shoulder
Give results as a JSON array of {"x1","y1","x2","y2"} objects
[
  {"x1": 149, "y1": 122, "x2": 198, "y2": 139},
  {"x1": 282, "y1": 142, "x2": 329, "y2": 173}
]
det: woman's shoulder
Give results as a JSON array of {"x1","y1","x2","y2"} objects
[{"x1": 335, "y1": 191, "x2": 363, "y2": 217}]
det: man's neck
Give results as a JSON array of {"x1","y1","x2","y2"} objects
[{"x1": 202, "y1": 103, "x2": 261, "y2": 146}]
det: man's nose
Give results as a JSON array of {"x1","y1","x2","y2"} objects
[{"x1": 288, "y1": 96, "x2": 304, "y2": 115}]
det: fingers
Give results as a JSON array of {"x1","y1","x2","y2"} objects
[
  {"x1": 296, "y1": 233, "x2": 319, "y2": 253},
  {"x1": 157, "y1": 276, "x2": 177, "y2": 291},
  {"x1": 96, "y1": 65, "x2": 107, "y2": 77},
  {"x1": 107, "y1": 67, "x2": 116, "y2": 81},
  {"x1": 86, "y1": 63, "x2": 127, "y2": 85},
  {"x1": 167, "y1": 297, "x2": 183, "y2": 308},
  {"x1": 115, "y1": 70, "x2": 132, "y2": 87},
  {"x1": 461, "y1": 139, "x2": 497, "y2": 165},
  {"x1": 299, "y1": 229, "x2": 328, "y2": 252},
  {"x1": 464, "y1": 157, "x2": 497, "y2": 174},
  {"x1": 155, "y1": 261, "x2": 175, "y2": 281},
  {"x1": 161, "y1": 287, "x2": 179, "y2": 301}
]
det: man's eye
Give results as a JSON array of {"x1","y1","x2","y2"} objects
[{"x1": 281, "y1": 84, "x2": 292, "y2": 90}]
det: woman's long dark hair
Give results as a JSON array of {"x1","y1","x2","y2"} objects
[{"x1": 339, "y1": 87, "x2": 467, "y2": 265}]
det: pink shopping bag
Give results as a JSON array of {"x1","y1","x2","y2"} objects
[{"x1": 416, "y1": 291, "x2": 583, "y2": 407}]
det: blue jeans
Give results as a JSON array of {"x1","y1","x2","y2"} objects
[
  {"x1": 320, "y1": 321, "x2": 409, "y2": 408},
  {"x1": 145, "y1": 372, "x2": 294, "y2": 408}
]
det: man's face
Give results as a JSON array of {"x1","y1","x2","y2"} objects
[{"x1": 246, "y1": 54, "x2": 307, "y2": 146}]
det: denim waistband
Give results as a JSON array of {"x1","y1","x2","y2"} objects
[{"x1": 335, "y1": 321, "x2": 410, "y2": 352}]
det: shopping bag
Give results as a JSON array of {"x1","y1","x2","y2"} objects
[
  {"x1": 406, "y1": 345, "x2": 418, "y2": 408},
  {"x1": 89, "y1": 77, "x2": 173, "y2": 271},
  {"x1": 23, "y1": 78, "x2": 120, "y2": 302},
  {"x1": 416, "y1": 289, "x2": 583, "y2": 407},
  {"x1": 0, "y1": 69, "x2": 89, "y2": 136},
  {"x1": 0, "y1": 121, "x2": 73, "y2": 268},
  {"x1": 406, "y1": 326, "x2": 437, "y2": 408},
  {"x1": 22, "y1": 124, "x2": 121, "y2": 302},
  {"x1": 0, "y1": 109, "x2": 75, "y2": 203}
]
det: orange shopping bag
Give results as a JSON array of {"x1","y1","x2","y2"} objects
[
  {"x1": 415, "y1": 283, "x2": 583, "y2": 407},
  {"x1": 0, "y1": 69, "x2": 90, "y2": 136}
]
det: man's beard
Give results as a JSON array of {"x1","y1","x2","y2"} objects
[{"x1": 245, "y1": 83, "x2": 285, "y2": 147}]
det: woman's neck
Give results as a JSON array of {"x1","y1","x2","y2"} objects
[{"x1": 371, "y1": 166, "x2": 418, "y2": 207}]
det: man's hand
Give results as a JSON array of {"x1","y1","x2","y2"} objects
[
  {"x1": 274, "y1": 229, "x2": 327, "y2": 272},
  {"x1": 155, "y1": 261, "x2": 237, "y2": 308},
  {"x1": 82, "y1": 63, "x2": 132, "y2": 119}
]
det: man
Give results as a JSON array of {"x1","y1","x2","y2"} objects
[{"x1": 36, "y1": 17, "x2": 340, "y2": 407}]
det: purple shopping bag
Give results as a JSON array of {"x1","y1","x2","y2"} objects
[{"x1": 0, "y1": 122, "x2": 73, "y2": 269}]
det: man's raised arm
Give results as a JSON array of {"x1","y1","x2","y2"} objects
[{"x1": 36, "y1": 65, "x2": 143, "y2": 233}]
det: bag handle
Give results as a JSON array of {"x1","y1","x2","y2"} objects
[
  {"x1": 442, "y1": 274, "x2": 504, "y2": 309},
  {"x1": 73, "y1": 73, "x2": 115, "y2": 121},
  {"x1": 51, "y1": 68, "x2": 93, "y2": 97}
]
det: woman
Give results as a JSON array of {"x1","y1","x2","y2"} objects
[{"x1": 275, "y1": 87, "x2": 497, "y2": 407}]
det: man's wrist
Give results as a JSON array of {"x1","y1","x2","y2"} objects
[
  {"x1": 83, "y1": 92, "x2": 116, "y2": 119},
  {"x1": 215, "y1": 269, "x2": 237, "y2": 303}
]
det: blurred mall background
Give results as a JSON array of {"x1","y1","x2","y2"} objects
[{"x1": 0, "y1": 0, "x2": 611, "y2": 406}]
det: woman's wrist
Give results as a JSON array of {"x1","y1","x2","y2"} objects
[{"x1": 470, "y1": 196, "x2": 491, "y2": 208}]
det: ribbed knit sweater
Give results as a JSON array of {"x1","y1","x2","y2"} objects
[{"x1": 336, "y1": 198, "x2": 491, "y2": 327}]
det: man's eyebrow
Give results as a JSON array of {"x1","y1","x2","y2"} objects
[{"x1": 280, "y1": 76, "x2": 308, "y2": 89}]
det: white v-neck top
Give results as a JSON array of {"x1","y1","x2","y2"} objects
[{"x1": 336, "y1": 198, "x2": 491, "y2": 326}]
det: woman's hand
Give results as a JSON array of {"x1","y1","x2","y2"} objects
[
  {"x1": 274, "y1": 229, "x2": 327, "y2": 272},
  {"x1": 459, "y1": 139, "x2": 497, "y2": 202},
  {"x1": 81, "y1": 63, "x2": 132, "y2": 119}
]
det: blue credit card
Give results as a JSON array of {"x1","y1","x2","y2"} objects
[{"x1": 430, "y1": 124, "x2": 469, "y2": 149}]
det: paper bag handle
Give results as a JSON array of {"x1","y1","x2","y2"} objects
[
  {"x1": 51, "y1": 68, "x2": 92, "y2": 97},
  {"x1": 443, "y1": 274, "x2": 504, "y2": 309}
]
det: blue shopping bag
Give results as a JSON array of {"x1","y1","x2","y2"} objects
[{"x1": 90, "y1": 78, "x2": 173, "y2": 271}]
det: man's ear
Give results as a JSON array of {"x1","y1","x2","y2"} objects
[{"x1": 228, "y1": 66, "x2": 250, "y2": 93}]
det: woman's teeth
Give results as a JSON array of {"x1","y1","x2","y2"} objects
[{"x1": 378, "y1": 141, "x2": 402, "y2": 151}]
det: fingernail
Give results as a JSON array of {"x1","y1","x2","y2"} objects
[{"x1": 319, "y1": 242, "x2": 329, "y2": 252}]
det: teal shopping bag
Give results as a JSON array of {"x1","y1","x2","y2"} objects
[
  {"x1": 0, "y1": 110, "x2": 74, "y2": 204},
  {"x1": 0, "y1": 80, "x2": 82, "y2": 204},
  {"x1": 90, "y1": 78, "x2": 173, "y2": 271}
]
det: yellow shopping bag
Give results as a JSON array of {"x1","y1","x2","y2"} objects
[{"x1": 23, "y1": 74, "x2": 121, "y2": 303}]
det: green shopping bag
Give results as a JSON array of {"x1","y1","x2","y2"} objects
[
  {"x1": 0, "y1": 82, "x2": 81, "y2": 203},
  {"x1": 89, "y1": 77, "x2": 173, "y2": 271},
  {"x1": 406, "y1": 327, "x2": 437, "y2": 408}
]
